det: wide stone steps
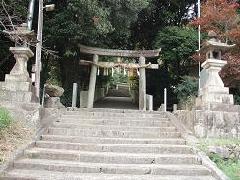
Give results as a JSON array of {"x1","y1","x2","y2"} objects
[
  {"x1": 48, "y1": 127, "x2": 181, "y2": 138},
  {"x1": 56, "y1": 118, "x2": 171, "y2": 127},
  {"x1": 2, "y1": 110, "x2": 217, "y2": 179},
  {"x1": 13, "y1": 159, "x2": 211, "y2": 176},
  {"x1": 34, "y1": 141, "x2": 192, "y2": 154},
  {"x1": 25, "y1": 147, "x2": 199, "y2": 164},
  {"x1": 3, "y1": 169, "x2": 217, "y2": 180},
  {"x1": 41, "y1": 135, "x2": 186, "y2": 145}
]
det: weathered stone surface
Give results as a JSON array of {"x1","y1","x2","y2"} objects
[
  {"x1": 45, "y1": 84, "x2": 64, "y2": 97},
  {"x1": 45, "y1": 97, "x2": 64, "y2": 108},
  {"x1": 196, "y1": 35, "x2": 235, "y2": 110},
  {"x1": 2, "y1": 110, "x2": 218, "y2": 179},
  {"x1": 0, "y1": 47, "x2": 37, "y2": 103},
  {"x1": 208, "y1": 145, "x2": 240, "y2": 160},
  {"x1": 87, "y1": 54, "x2": 98, "y2": 108},
  {"x1": 8, "y1": 47, "x2": 34, "y2": 82},
  {"x1": 79, "y1": 44, "x2": 161, "y2": 58},
  {"x1": 208, "y1": 146, "x2": 230, "y2": 159},
  {"x1": 174, "y1": 110, "x2": 240, "y2": 138}
]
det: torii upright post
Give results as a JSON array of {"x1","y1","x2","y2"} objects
[
  {"x1": 139, "y1": 56, "x2": 146, "y2": 111},
  {"x1": 87, "y1": 54, "x2": 99, "y2": 108}
]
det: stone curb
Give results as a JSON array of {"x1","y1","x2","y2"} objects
[{"x1": 165, "y1": 111, "x2": 230, "y2": 180}]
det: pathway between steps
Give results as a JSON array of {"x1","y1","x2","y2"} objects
[
  {"x1": 94, "y1": 85, "x2": 138, "y2": 109},
  {"x1": 94, "y1": 96, "x2": 138, "y2": 109}
]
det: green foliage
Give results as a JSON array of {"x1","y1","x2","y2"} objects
[
  {"x1": 209, "y1": 154, "x2": 240, "y2": 180},
  {"x1": 154, "y1": 26, "x2": 199, "y2": 78},
  {"x1": 233, "y1": 89, "x2": 240, "y2": 105},
  {"x1": 198, "y1": 138, "x2": 240, "y2": 180},
  {"x1": 44, "y1": 0, "x2": 150, "y2": 51},
  {"x1": 131, "y1": 0, "x2": 197, "y2": 48},
  {"x1": 129, "y1": 76, "x2": 139, "y2": 90},
  {"x1": 109, "y1": 72, "x2": 128, "y2": 87},
  {"x1": 0, "y1": 107, "x2": 12, "y2": 130},
  {"x1": 173, "y1": 76, "x2": 198, "y2": 108},
  {"x1": 46, "y1": 58, "x2": 62, "y2": 87}
]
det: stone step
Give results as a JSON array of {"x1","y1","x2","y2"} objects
[
  {"x1": 52, "y1": 123, "x2": 177, "y2": 133},
  {"x1": 58, "y1": 117, "x2": 170, "y2": 126},
  {"x1": 41, "y1": 135, "x2": 186, "y2": 145},
  {"x1": 35, "y1": 141, "x2": 192, "y2": 154},
  {"x1": 62, "y1": 111, "x2": 166, "y2": 118},
  {"x1": 13, "y1": 159, "x2": 211, "y2": 176},
  {"x1": 4, "y1": 169, "x2": 217, "y2": 180},
  {"x1": 61, "y1": 115, "x2": 167, "y2": 121},
  {"x1": 25, "y1": 148, "x2": 198, "y2": 164},
  {"x1": 48, "y1": 127, "x2": 181, "y2": 138}
]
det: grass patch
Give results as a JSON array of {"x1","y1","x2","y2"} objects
[
  {"x1": 0, "y1": 108, "x2": 33, "y2": 163},
  {"x1": 198, "y1": 138, "x2": 240, "y2": 180},
  {"x1": 209, "y1": 153, "x2": 240, "y2": 180},
  {"x1": 0, "y1": 107, "x2": 12, "y2": 130}
]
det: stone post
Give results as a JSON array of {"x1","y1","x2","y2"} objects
[
  {"x1": 146, "y1": 94, "x2": 153, "y2": 111},
  {"x1": 164, "y1": 88, "x2": 167, "y2": 112},
  {"x1": 72, "y1": 83, "x2": 78, "y2": 108},
  {"x1": 173, "y1": 104, "x2": 178, "y2": 112},
  {"x1": 139, "y1": 56, "x2": 146, "y2": 111},
  {"x1": 87, "y1": 54, "x2": 99, "y2": 108}
]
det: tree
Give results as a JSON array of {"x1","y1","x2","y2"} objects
[
  {"x1": 146, "y1": 26, "x2": 199, "y2": 108},
  {"x1": 41, "y1": 0, "x2": 150, "y2": 102},
  {"x1": 154, "y1": 26, "x2": 199, "y2": 82},
  {"x1": 131, "y1": 0, "x2": 197, "y2": 49}
]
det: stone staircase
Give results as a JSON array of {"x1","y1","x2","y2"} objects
[{"x1": 3, "y1": 109, "x2": 217, "y2": 180}]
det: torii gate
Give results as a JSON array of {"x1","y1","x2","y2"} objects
[{"x1": 79, "y1": 44, "x2": 161, "y2": 111}]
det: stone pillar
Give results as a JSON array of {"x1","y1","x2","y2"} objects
[
  {"x1": 139, "y1": 56, "x2": 146, "y2": 111},
  {"x1": 72, "y1": 83, "x2": 78, "y2": 108},
  {"x1": 87, "y1": 54, "x2": 99, "y2": 108},
  {"x1": 146, "y1": 94, "x2": 153, "y2": 111}
]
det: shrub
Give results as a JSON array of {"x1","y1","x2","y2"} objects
[
  {"x1": 173, "y1": 76, "x2": 198, "y2": 109},
  {"x1": 234, "y1": 92, "x2": 240, "y2": 105},
  {"x1": 0, "y1": 108, "x2": 12, "y2": 130},
  {"x1": 209, "y1": 153, "x2": 240, "y2": 180}
]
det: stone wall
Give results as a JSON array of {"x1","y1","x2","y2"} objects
[{"x1": 174, "y1": 108, "x2": 240, "y2": 138}]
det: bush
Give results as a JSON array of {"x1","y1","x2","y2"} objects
[
  {"x1": 234, "y1": 90, "x2": 240, "y2": 105},
  {"x1": 0, "y1": 108, "x2": 12, "y2": 130},
  {"x1": 209, "y1": 153, "x2": 240, "y2": 180},
  {"x1": 174, "y1": 76, "x2": 198, "y2": 109},
  {"x1": 198, "y1": 138, "x2": 240, "y2": 180}
]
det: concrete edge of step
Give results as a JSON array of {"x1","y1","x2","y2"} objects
[
  {"x1": 165, "y1": 111, "x2": 230, "y2": 180},
  {"x1": 0, "y1": 126, "x2": 48, "y2": 176}
]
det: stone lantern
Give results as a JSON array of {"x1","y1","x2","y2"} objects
[
  {"x1": 196, "y1": 31, "x2": 235, "y2": 109},
  {"x1": 0, "y1": 23, "x2": 37, "y2": 103}
]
